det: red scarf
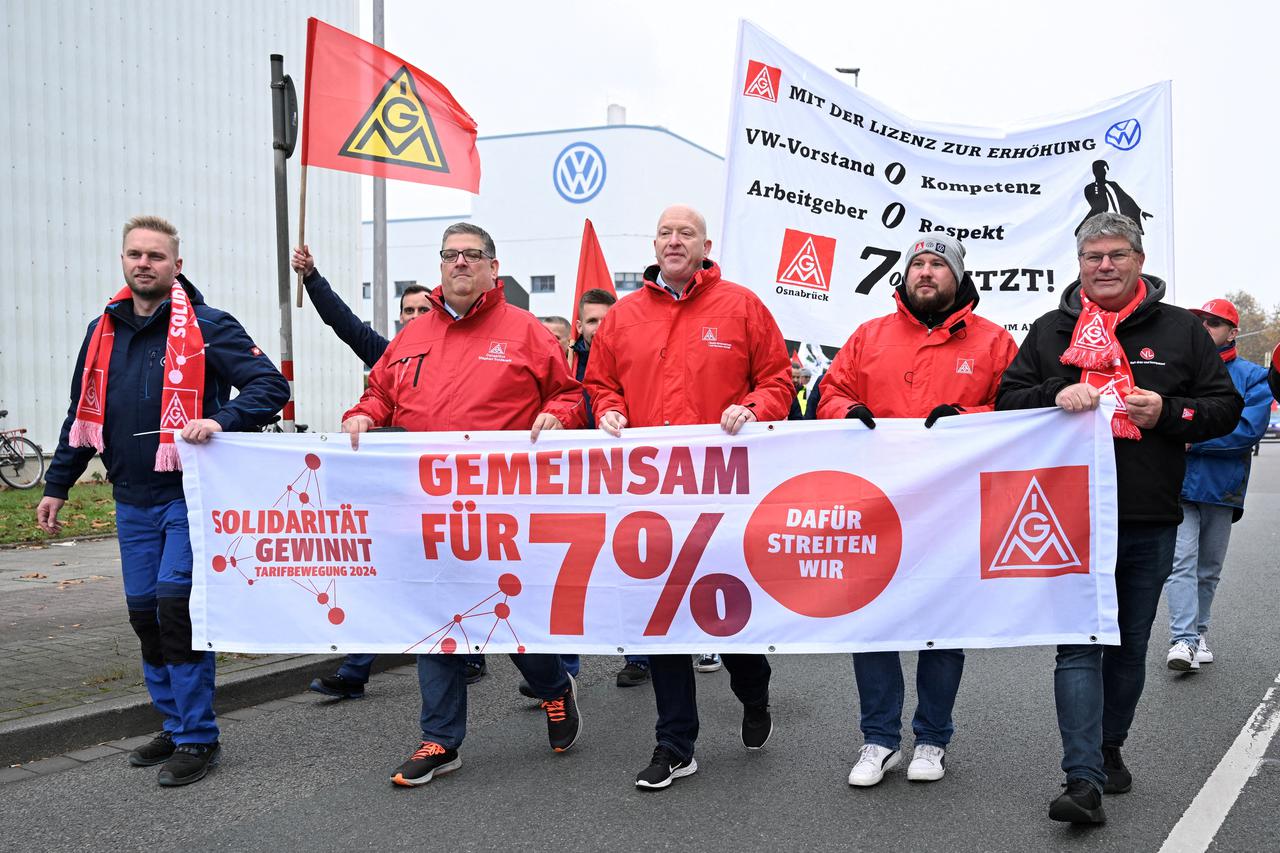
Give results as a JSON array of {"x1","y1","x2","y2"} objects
[
  {"x1": 70, "y1": 279, "x2": 204, "y2": 471},
  {"x1": 1060, "y1": 281, "x2": 1146, "y2": 440},
  {"x1": 1218, "y1": 343, "x2": 1237, "y2": 363}
]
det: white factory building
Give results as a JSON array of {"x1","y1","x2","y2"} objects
[{"x1": 359, "y1": 114, "x2": 726, "y2": 328}]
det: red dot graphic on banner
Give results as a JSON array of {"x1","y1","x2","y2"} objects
[
  {"x1": 212, "y1": 555, "x2": 226, "y2": 572},
  {"x1": 317, "y1": 593, "x2": 329, "y2": 605},
  {"x1": 494, "y1": 603, "x2": 511, "y2": 619},
  {"x1": 305, "y1": 453, "x2": 321, "y2": 470},
  {"x1": 441, "y1": 637, "x2": 457, "y2": 653},
  {"x1": 743, "y1": 471, "x2": 902, "y2": 618},
  {"x1": 328, "y1": 607, "x2": 345, "y2": 625},
  {"x1": 498, "y1": 573, "x2": 522, "y2": 596}
]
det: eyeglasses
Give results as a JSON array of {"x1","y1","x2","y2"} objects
[
  {"x1": 439, "y1": 248, "x2": 493, "y2": 263},
  {"x1": 1079, "y1": 250, "x2": 1136, "y2": 267}
]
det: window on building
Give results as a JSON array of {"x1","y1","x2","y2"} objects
[
  {"x1": 531, "y1": 275, "x2": 555, "y2": 294},
  {"x1": 394, "y1": 280, "x2": 417, "y2": 296},
  {"x1": 615, "y1": 272, "x2": 643, "y2": 291},
  {"x1": 362, "y1": 282, "x2": 371, "y2": 299}
]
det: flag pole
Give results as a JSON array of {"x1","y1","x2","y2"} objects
[
  {"x1": 371, "y1": 0, "x2": 389, "y2": 337},
  {"x1": 296, "y1": 164, "x2": 308, "y2": 308}
]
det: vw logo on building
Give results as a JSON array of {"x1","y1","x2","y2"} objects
[{"x1": 553, "y1": 142, "x2": 606, "y2": 203}]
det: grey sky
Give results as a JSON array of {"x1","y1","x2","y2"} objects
[{"x1": 355, "y1": 0, "x2": 1278, "y2": 313}]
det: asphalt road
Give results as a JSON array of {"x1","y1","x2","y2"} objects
[{"x1": 3, "y1": 452, "x2": 1279, "y2": 853}]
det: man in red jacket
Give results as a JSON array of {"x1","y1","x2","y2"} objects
[
  {"x1": 341, "y1": 222, "x2": 586, "y2": 788},
  {"x1": 586, "y1": 204, "x2": 794, "y2": 790},
  {"x1": 818, "y1": 234, "x2": 1018, "y2": 788}
]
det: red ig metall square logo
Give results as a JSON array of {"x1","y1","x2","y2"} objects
[{"x1": 979, "y1": 466, "x2": 1091, "y2": 578}]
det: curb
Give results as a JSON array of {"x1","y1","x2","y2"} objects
[{"x1": 0, "y1": 653, "x2": 414, "y2": 766}]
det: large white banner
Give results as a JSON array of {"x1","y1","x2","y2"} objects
[
  {"x1": 721, "y1": 20, "x2": 1173, "y2": 347},
  {"x1": 181, "y1": 409, "x2": 1118, "y2": 655}
]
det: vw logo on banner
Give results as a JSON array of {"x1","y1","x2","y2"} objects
[{"x1": 553, "y1": 142, "x2": 606, "y2": 203}]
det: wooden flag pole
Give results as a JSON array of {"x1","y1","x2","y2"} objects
[{"x1": 295, "y1": 164, "x2": 308, "y2": 308}]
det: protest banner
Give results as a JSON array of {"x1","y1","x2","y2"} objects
[
  {"x1": 182, "y1": 408, "x2": 1118, "y2": 655},
  {"x1": 721, "y1": 20, "x2": 1173, "y2": 346}
]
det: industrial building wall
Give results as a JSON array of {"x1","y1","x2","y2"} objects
[
  {"x1": 0, "y1": 0, "x2": 362, "y2": 448},
  {"x1": 361, "y1": 124, "x2": 726, "y2": 323}
]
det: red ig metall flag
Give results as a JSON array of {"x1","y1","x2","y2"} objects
[
  {"x1": 570, "y1": 219, "x2": 616, "y2": 345},
  {"x1": 301, "y1": 17, "x2": 480, "y2": 191}
]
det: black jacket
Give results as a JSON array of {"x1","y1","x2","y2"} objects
[
  {"x1": 996, "y1": 275, "x2": 1242, "y2": 525},
  {"x1": 304, "y1": 269, "x2": 388, "y2": 368},
  {"x1": 44, "y1": 277, "x2": 291, "y2": 506}
]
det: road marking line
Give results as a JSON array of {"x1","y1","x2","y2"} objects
[{"x1": 1158, "y1": 673, "x2": 1280, "y2": 853}]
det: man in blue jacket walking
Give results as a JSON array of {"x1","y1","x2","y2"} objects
[
  {"x1": 38, "y1": 216, "x2": 290, "y2": 786},
  {"x1": 1165, "y1": 299, "x2": 1272, "y2": 671}
]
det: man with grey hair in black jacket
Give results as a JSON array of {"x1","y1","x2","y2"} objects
[{"x1": 997, "y1": 211, "x2": 1241, "y2": 825}]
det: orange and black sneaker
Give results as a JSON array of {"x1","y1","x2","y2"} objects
[
  {"x1": 540, "y1": 672, "x2": 581, "y2": 753},
  {"x1": 390, "y1": 740, "x2": 461, "y2": 787}
]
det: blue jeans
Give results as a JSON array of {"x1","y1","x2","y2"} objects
[
  {"x1": 116, "y1": 499, "x2": 218, "y2": 745},
  {"x1": 649, "y1": 653, "x2": 770, "y2": 761},
  {"x1": 853, "y1": 649, "x2": 965, "y2": 751},
  {"x1": 417, "y1": 653, "x2": 569, "y2": 749},
  {"x1": 1055, "y1": 523, "x2": 1176, "y2": 789},
  {"x1": 1166, "y1": 501, "x2": 1233, "y2": 645}
]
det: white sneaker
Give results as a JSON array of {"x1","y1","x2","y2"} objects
[
  {"x1": 694, "y1": 653, "x2": 722, "y2": 673},
  {"x1": 906, "y1": 744, "x2": 946, "y2": 782},
  {"x1": 1167, "y1": 641, "x2": 1200, "y2": 672},
  {"x1": 1196, "y1": 634, "x2": 1214, "y2": 664},
  {"x1": 848, "y1": 744, "x2": 901, "y2": 787}
]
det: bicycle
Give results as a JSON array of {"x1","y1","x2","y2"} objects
[{"x1": 0, "y1": 409, "x2": 46, "y2": 489}]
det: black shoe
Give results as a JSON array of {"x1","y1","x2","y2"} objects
[
  {"x1": 1049, "y1": 778, "x2": 1107, "y2": 824},
  {"x1": 127, "y1": 730, "x2": 175, "y2": 767},
  {"x1": 1102, "y1": 745, "x2": 1132, "y2": 794},
  {"x1": 309, "y1": 673, "x2": 366, "y2": 699},
  {"x1": 635, "y1": 745, "x2": 698, "y2": 790},
  {"x1": 156, "y1": 741, "x2": 221, "y2": 787},
  {"x1": 391, "y1": 741, "x2": 461, "y2": 787},
  {"x1": 541, "y1": 673, "x2": 581, "y2": 753},
  {"x1": 518, "y1": 679, "x2": 537, "y2": 699},
  {"x1": 616, "y1": 661, "x2": 650, "y2": 687},
  {"x1": 742, "y1": 703, "x2": 773, "y2": 750},
  {"x1": 465, "y1": 659, "x2": 487, "y2": 685}
]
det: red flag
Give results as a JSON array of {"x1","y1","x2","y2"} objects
[
  {"x1": 301, "y1": 18, "x2": 480, "y2": 191},
  {"x1": 570, "y1": 220, "x2": 616, "y2": 345}
]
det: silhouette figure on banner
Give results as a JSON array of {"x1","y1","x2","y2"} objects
[{"x1": 1075, "y1": 159, "x2": 1154, "y2": 235}]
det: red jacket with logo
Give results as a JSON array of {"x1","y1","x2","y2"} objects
[
  {"x1": 585, "y1": 261, "x2": 793, "y2": 426},
  {"x1": 343, "y1": 285, "x2": 584, "y2": 431},
  {"x1": 817, "y1": 287, "x2": 1018, "y2": 419}
]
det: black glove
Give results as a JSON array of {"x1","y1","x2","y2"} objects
[
  {"x1": 846, "y1": 405, "x2": 876, "y2": 430},
  {"x1": 924, "y1": 404, "x2": 963, "y2": 428}
]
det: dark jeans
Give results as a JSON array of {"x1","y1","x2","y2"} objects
[
  {"x1": 853, "y1": 649, "x2": 965, "y2": 751},
  {"x1": 338, "y1": 652, "x2": 485, "y2": 684},
  {"x1": 1055, "y1": 523, "x2": 1176, "y2": 789},
  {"x1": 417, "y1": 652, "x2": 569, "y2": 749},
  {"x1": 649, "y1": 653, "x2": 771, "y2": 762}
]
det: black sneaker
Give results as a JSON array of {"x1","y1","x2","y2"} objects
[
  {"x1": 1102, "y1": 745, "x2": 1132, "y2": 794},
  {"x1": 616, "y1": 661, "x2": 651, "y2": 688},
  {"x1": 518, "y1": 679, "x2": 537, "y2": 699},
  {"x1": 309, "y1": 673, "x2": 366, "y2": 699},
  {"x1": 742, "y1": 703, "x2": 773, "y2": 750},
  {"x1": 391, "y1": 741, "x2": 461, "y2": 787},
  {"x1": 635, "y1": 745, "x2": 698, "y2": 790},
  {"x1": 464, "y1": 658, "x2": 487, "y2": 685},
  {"x1": 127, "y1": 730, "x2": 175, "y2": 767},
  {"x1": 1049, "y1": 778, "x2": 1107, "y2": 824},
  {"x1": 156, "y1": 741, "x2": 221, "y2": 787},
  {"x1": 541, "y1": 673, "x2": 581, "y2": 753}
]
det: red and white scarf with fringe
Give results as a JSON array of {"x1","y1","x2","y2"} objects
[
  {"x1": 1059, "y1": 281, "x2": 1146, "y2": 440},
  {"x1": 70, "y1": 280, "x2": 204, "y2": 470}
]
